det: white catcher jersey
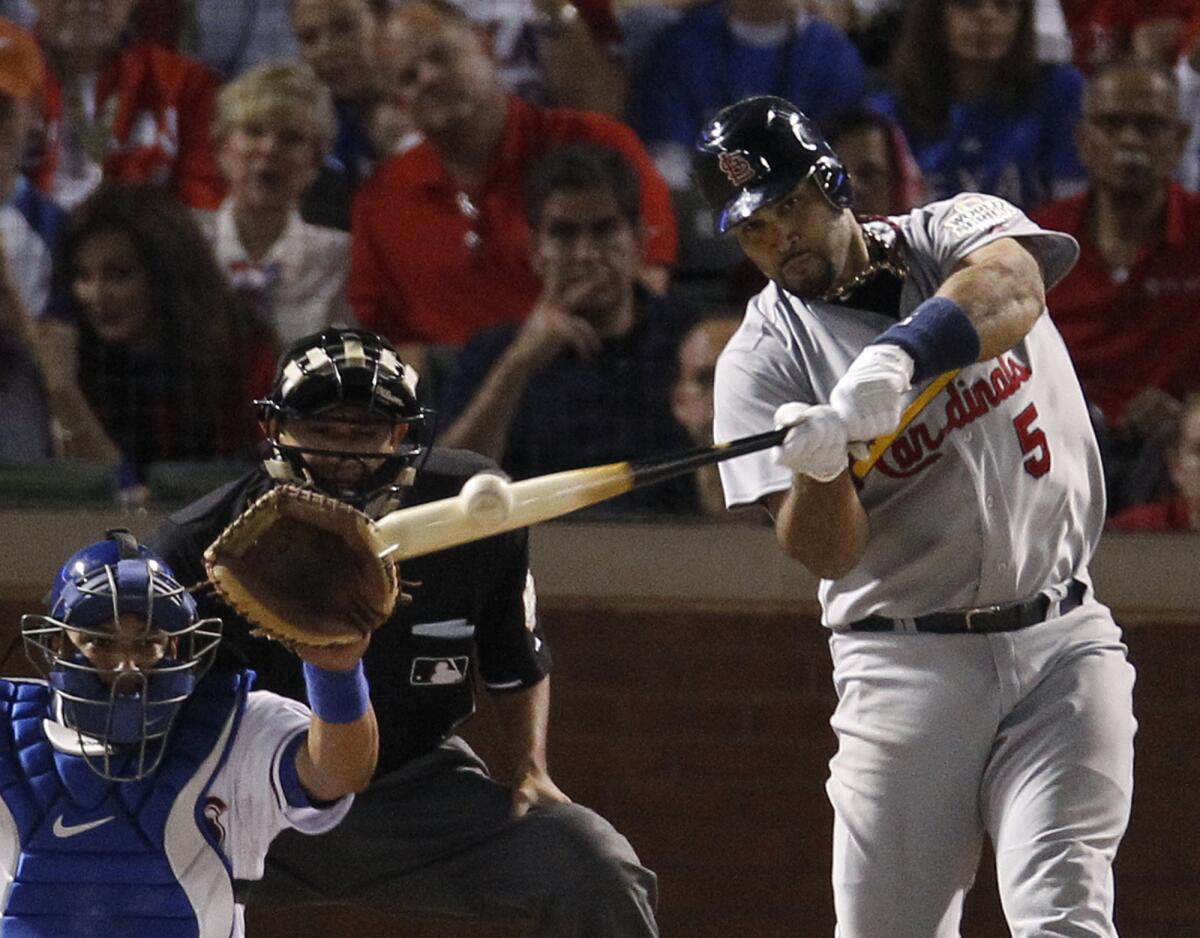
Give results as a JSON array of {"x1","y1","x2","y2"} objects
[
  {"x1": 9, "y1": 689, "x2": 352, "y2": 938},
  {"x1": 714, "y1": 193, "x2": 1103, "y2": 626}
]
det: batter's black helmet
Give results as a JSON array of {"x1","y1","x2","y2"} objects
[
  {"x1": 693, "y1": 95, "x2": 852, "y2": 234},
  {"x1": 257, "y1": 328, "x2": 429, "y2": 510}
]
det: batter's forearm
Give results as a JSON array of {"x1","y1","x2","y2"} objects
[
  {"x1": 768, "y1": 473, "x2": 868, "y2": 579},
  {"x1": 938, "y1": 239, "x2": 1046, "y2": 360}
]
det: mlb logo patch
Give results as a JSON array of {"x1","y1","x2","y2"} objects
[{"x1": 410, "y1": 656, "x2": 470, "y2": 685}]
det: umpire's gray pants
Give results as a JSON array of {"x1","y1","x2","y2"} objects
[{"x1": 245, "y1": 736, "x2": 659, "y2": 938}]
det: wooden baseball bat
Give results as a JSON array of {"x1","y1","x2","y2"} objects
[{"x1": 374, "y1": 370, "x2": 958, "y2": 562}]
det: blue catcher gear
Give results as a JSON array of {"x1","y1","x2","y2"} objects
[
  {"x1": 256, "y1": 327, "x2": 430, "y2": 515},
  {"x1": 21, "y1": 530, "x2": 222, "y2": 781},
  {"x1": 692, "y1": 95, "x2": 853, "y2": 234}
]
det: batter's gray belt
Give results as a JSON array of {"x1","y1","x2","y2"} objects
[{"x1": 849, "y1": 580, "x2": 1087, "y2": 634}]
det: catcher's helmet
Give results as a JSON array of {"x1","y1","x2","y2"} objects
[
  {"x1": 257, "y1": 328, "x2": 429, "y2": 511},
  {"x1": 21, "y1": 530, "x2": 222, "y2": 781},
  {"x1": 693, "y1": 95, "x2": 852, "y2": 234}
]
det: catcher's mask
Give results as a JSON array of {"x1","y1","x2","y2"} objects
[
  {"x1": 692, "y1": 95, "x2": 852, "y2": 234},
  {"x1": 21, "y1": 530, "x2": 222, "y2": 782},
  {"x1": 257, "y1": 327, "x2": 430, "y2": 516}
]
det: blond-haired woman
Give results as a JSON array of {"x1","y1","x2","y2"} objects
[{"x1": 199, "y1": 62, "x2": 353, "y2": 347}]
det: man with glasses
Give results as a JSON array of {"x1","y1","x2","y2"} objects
[
  {"x1": 348, "y1": 0, "x2": 676, "y2": 365},
  {"x1": 1034, "y1": 58, "x2": 1199, "y2": 509}
]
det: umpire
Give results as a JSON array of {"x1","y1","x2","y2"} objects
[{"x1": 149, "y1": 327, "x2": 659, "y2": 936}]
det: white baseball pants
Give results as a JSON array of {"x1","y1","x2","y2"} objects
[{"x1": 826, "y1": 599, "x2": 1136, "y2": 938}]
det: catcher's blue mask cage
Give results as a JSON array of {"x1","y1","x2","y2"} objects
[{"x1": 22, "y1": 534, "x2": 221, "y2": 781}]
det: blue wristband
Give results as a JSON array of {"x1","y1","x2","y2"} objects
[
  {"x1": 871, "y1": 296, "x2": 981, "y2": 384},
  {"x1": 303, "y1": 661, "x2": 370, "y2": 724}
]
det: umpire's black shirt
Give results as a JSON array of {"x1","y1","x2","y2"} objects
[{"x1": 148, "y1": 448, "x2": 552, "y2": 776}]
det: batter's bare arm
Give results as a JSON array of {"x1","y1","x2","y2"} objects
[
  {"x1": 937, "y1": 237, "x2": 1047, "y2": 358},
  {"x1": 765, "y1": 475, "x2": 868, "y2": 579}
]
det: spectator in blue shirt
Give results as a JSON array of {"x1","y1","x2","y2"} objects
[
  {"x1": 870, "y1": 0, "x2": 1087, "y2": 210},
  {"x1": 629, "y1": 0, "x2": 865, "y2": 188}
]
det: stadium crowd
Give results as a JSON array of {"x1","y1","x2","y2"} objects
[{"x1": 3, "y1": 0, "x2": 1200, "y2": 527}]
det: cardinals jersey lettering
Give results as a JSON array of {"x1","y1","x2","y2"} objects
[{"x1": 714, "y1": 193, "x2": 1101, "y2": 625}]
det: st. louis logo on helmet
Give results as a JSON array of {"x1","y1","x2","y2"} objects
[{"x1": 718, "y1": 151, "x2": 757, "y2": 187}]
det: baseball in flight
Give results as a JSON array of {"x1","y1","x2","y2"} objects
[{"x1": 459, "y1": 473, "x2": 515, "y2": 528}]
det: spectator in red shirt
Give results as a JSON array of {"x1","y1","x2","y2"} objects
[
  {"x1": 1034, "y1": 59, "x2": 1198, "y2": 498},
  {"x1": 350, "y1": 0, "x2": 676, "y2": 369},
  {"x1": 1061, "y1": 0, "x2": 1200, "y2": 71},
  {"x1": 1109, "y1": 393, "x2": 1200, "y2": 531},
  {"x1": 24, "y1": 0, "x2": 224, "y2": 210}
]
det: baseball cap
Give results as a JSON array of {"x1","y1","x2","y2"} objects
[{"x1": 0, "y1": 18, "x2": 44, "y2": 100}]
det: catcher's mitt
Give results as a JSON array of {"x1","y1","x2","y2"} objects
[{"x1": 204, "y1": 485, "x2": 400, "y2": 646}]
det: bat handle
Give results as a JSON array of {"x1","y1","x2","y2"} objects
[
  {"x1": 630, "y1": 427, "x2": 787, "y2": 489},
  {"x1": 850, "y1": 370, "x2": 959, "y2": 478}
]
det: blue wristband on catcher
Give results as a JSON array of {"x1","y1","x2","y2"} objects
[
  {"x1": 303, "y1": 661, "x2": 370, "y2": 724},
  {"x1": 871, "y1": 296, "x2": 981, "y2": 384}
]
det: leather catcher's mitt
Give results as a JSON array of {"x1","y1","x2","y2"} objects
[{"x1": 204, "y1": 485, "x2": 399, "y2": 646}]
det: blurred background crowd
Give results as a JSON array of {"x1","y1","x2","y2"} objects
[{"x1": 2, "y1": 0, "x2": 1200, "y2": 529}]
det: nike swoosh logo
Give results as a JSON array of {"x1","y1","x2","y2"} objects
[{"x1": 52, "y1": 815, "x2": 116, "y2": 838}]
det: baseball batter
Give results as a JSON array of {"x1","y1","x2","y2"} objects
[
  {"x1": 694, "y1": 96, "x2": 1136, "y2": 937},
  {"x1": 0, "y1": 531, "x2": 376, "y2": 937}
]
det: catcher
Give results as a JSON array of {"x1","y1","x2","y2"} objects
[
  {"x1": 0, "y1": 530, "x2": 375, "y2": 937},
  {"x1": 148, "y1": 327, "x2": 659, "y2": 937}
]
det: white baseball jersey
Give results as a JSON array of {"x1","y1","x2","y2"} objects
[{"x1": 714, "y1": 193, "x2": 1103, "y2": 626}]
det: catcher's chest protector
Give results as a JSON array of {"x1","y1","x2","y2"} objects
[{"x1": 0, "y1": 674, "x2": 249, "y2": 938}]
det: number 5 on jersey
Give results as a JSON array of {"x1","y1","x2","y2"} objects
[{"x1": 1013, "y1": 403, "x2": 1051, "y2": 478}]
